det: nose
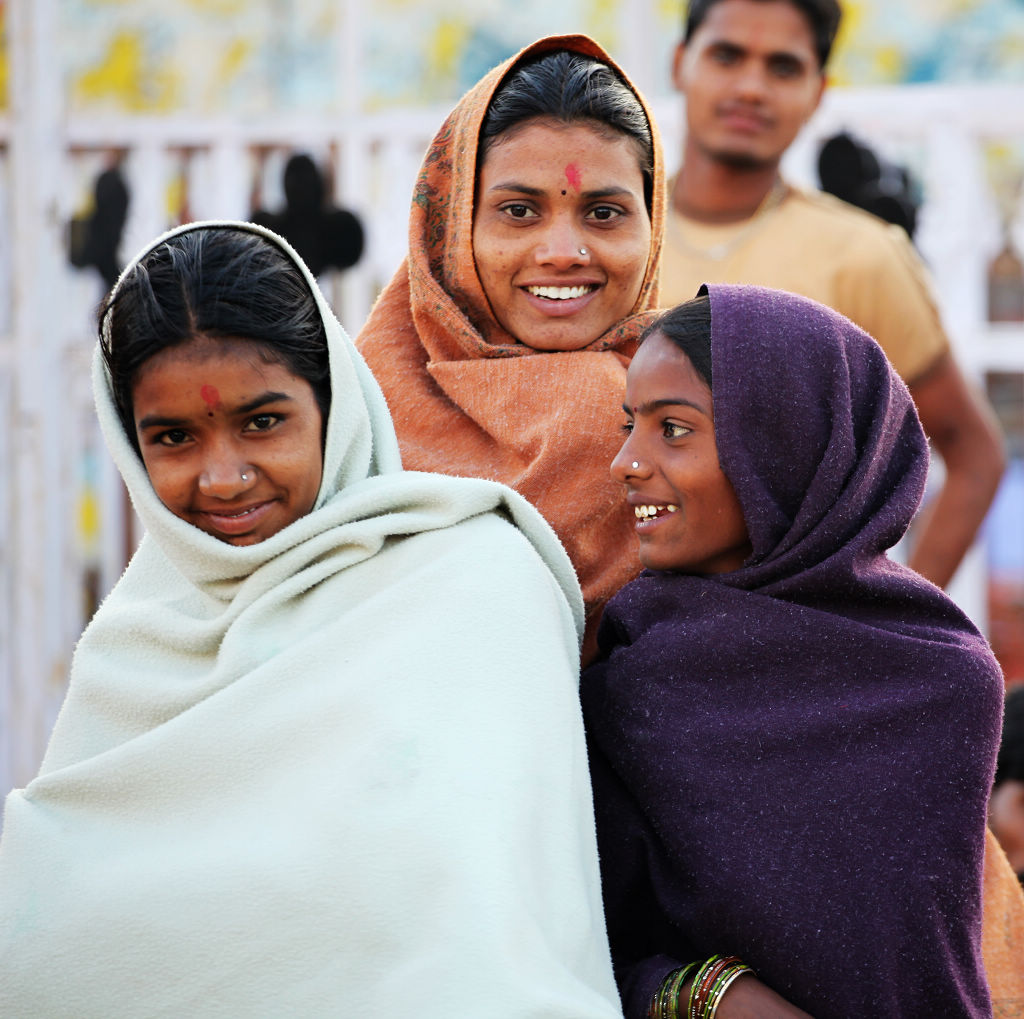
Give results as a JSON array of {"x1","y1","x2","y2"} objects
[
  {"x1": 610, "y1": 429, "x2": 651, "y2": 484},
  {"x1": 733, "y1": 60, "x2": 770, "y2": 101},
  {"x1": 198, "y1": 440, "x2": 253, "y2": 499},
  {"x1": 534, "y1": 215, "x2": 588, "y2": 269}
]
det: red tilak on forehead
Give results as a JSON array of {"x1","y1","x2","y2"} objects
[
  {"x1": 200, "y1": 384, "x2": 221, "y2": 410},
  {"x1": 565, "y1": 163, "x2": 583, "y2": 191}
]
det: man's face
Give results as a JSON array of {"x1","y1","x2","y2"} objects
[{"x1": 673, "y1": 0, "x2": 826, "y2": 169}]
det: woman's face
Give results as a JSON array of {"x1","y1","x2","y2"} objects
[
  {"x1": 132, "y1": 336, "x2": 325, "y2": 546},
  {"x1": 990, "y1": 780, "x2": 1024, "y2": 876},
  {"x1": 473, "y1": 118, "x2": 651, "y2": 351},
  {"x1": 611, "y1": 330, "x2": 751, "y2": 574}
]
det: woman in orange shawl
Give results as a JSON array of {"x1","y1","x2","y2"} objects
[{"x1": 356, "y1": 34, "x2": 664, "y2": 659}]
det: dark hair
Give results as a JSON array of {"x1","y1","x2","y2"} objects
[
  {"x1": 639, "y1": 295, "x2": 713, "y2": 388},
  {"x1": 683, "y1": 0, "x2": 842, "y2": 69},
  {"x1": 479, "y1": 50, "x2": 655, "y2": 213},
  {"x1": 995, "y1": 686, "x2": 1024, "y2": 788},
  {"x1": 100, "y1": 226, "x2": 331, "y2": 450}
]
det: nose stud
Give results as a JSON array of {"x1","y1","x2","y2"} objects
[
  {"x1": 241, "y1": 469, "x2": 252, "y2": 482},
  {"x1": 579, "y1": 246, "x2": 588, "y2": 256},
  {"x1": 632, "y1": 461, "x2": 640, "y2": 470}
]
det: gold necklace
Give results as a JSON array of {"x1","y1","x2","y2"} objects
[{"x1": 669, "y1": 178, "x2": 790, "y2": 262}]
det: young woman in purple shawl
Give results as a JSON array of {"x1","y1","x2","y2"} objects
[{"x1": 582, "y1": 286, "x2": 1004, "y2": 1018}]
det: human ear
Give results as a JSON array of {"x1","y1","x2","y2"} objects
[
  {"x1": 807, "y1": 71, "x2": 827, "y2": 121},
  {"x1": 671, "y1": 41, "x2": 689, "y2": 94}
]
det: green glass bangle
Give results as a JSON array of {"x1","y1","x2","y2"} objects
[
  {"x1": 687, "y1": 955, "x2": 724, "y2": 1019},
  {"x1": 669, "y1": 961, "x2": 701, "y2": 1017},
  {"x1": 705, "y1": 961, "x2": 753, "y2": 1019},
  {"x1": 648, "y1": 961, "x2": 702, "y2": 1019}
]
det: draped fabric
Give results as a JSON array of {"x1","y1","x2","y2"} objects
[
  {"x1": 583, "y1": 285, "x2": 1004, "y2": 1018},
  {"x1": 356, "y1": 34, "x2": 666, "y2": 644},
  {"x1": 0, "y1": 221, "x2": 622, "y2": 1018}
]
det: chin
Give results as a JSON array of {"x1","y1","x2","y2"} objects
[
  {"x1": 205, "y1": 530, "x2": 267, "y2": 547},
  {"x1": 516, "y1": 328, "x2": 603, "y2": 353},
  {"x1": 229, "y1": 536, "x2": 265, "y2": 546},
  {"x1": 712, "y1": 148, "x2": 777, "y2": 172},
  {"x1": 637, "y1": 549, "x2": 671, "y2": 573}
]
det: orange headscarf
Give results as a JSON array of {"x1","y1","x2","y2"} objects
[
  {"x1": 982, "y1": 830, "x2": 1024, "y2": 1016},
  {"x1": 356, "y1": 35, "x2": 665, "y2": 655}
]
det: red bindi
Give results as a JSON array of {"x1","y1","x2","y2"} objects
[
  {"x1": 564, "y1": 163, "x2": 583, "y2": 192},
  {"x1": 200, "y1": 384, "x2": 221, "y2": 414}
]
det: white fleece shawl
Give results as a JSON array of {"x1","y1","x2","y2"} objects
[{"x1": 0, "y1": 221, "x2": 621, "y2": 1018}]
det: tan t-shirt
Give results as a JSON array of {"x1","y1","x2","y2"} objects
[{"x1": 661, "y1": 183, "x2": 949, "y2": 383}]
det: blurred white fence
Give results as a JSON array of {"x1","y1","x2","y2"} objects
[{"x1": 2, "y1": 6, "x2": 1024, "y2": 797}]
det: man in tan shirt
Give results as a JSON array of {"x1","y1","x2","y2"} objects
[{"x1": 662, "y1": 0, "x2": 1005, "y2": 589}]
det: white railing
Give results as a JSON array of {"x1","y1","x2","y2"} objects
[{"x1": 3, "y1": 82, "x2": 1024, "y2": 797}]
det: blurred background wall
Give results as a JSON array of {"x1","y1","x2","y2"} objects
[{"x1": 2, "y1": 0, "x2": 1024, "y2": 796}]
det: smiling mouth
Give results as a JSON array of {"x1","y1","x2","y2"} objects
[
  {"x1": 526, "y1": 284, "x2": 596, "y2": 300},
  {"x1": 207, "y1": 505, "x2": 262, "y2": 520},
  {"x1": 198, "y1": 501, "x2": 275, "y2": 537},
  {"x1": 635, "y1": 504, "x2": 679, "y2": 520}
]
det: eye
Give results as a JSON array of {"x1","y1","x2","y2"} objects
[
  {"x1": 663, "y1": 422, "x2": 691, "y2": 440},
  {"x1": 587, "y1": 205, "x2": 624, "y2": 223},
  {"x1": 500, "y1": 203, "x2": 538, "y2": 220},
  {"x1": 709, "y1": 45, "x2": 742, "y2": 67},
  {"x1": 768, "y1": 55, "x2": 804, "y2": 79},
  {"x1": 620, "y1": 419, "x2": 635, "y2": 434},
  {"x1": 243, "y1": 413, "x2": 281, "y2": 433},
  {"x1": 156, "y1": 428, "x2": 191, "y2": 447}
]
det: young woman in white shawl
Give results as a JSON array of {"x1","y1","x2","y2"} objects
[{"x1": 0, "y1": 221, "x2": 621, "y2": 1018}]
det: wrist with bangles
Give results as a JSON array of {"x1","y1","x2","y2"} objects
[{"x1": 647, "y1": 955, "x2": 753, "y2": 1019}]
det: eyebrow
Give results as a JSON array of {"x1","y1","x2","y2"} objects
[
  {"x1": 622, "y1": 397, "x2": 710, "y2": 416},
  {"x1": 137, "y1": 390, "x2": 294, "y2": 430},
  {"x1": 710, "y1": 38, "x2": 810, "y2": 67},
  {"x1": 487, "y1": 182, "x2": 638, "y2": 201},
  {"x1": 238, "y1": 391, "x2": 293, "y2": 415}
]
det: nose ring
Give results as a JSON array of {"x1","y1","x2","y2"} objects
[
  {"x1": 579, "y1": 246, "x2": 588, "y2": 256},
  {"x1": 631, "y1": 461, "x2": 640, "y2": 470}
]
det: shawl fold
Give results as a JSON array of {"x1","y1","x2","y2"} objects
[
  {"x1": 0, "y1": 221, "x2": 622, "y2": 1018},
  {"x1": 583, "y1": 285, "x2": 1005, "y2": 1018},
  {"x1": 356, "y1": 34, "x2": 665, "y2": 638}
]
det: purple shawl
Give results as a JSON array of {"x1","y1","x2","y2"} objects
[{"x1": 582, "y1": 285, "x2": 1003, "y2": 1018}]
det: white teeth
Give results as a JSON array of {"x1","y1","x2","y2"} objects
[
  {"x1": 634, "y1": 504, "x2": 679, "y2": 520},
  {"x1": 527, "y1": 285, "x2": 592, "y2": 300}
]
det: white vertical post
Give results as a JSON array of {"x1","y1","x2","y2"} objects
[
  {"x1": 197, "y1": 141, "x2": 250, "y2": 222},
  {"x1": 919, "y1": 113, "x2": 990, "y2": 629},
  {"x1": 5, "y1": 0, "x2": 68, "y2": 792},
  {"x1": 0, "y1": 138, "x2": 13, "y2": 803},
  {"x1": 334, "y1": 0, "x2": 374, "y2": 331},
  {"x1": 122, "y1": 140, "x2": 170, "y2": 260},
  {"x1": 0, "y1": 358, "x2": 13, "y2": 801},
  {"x1": 614, "y1": 0, "x2": 669, "y2": 108}
]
